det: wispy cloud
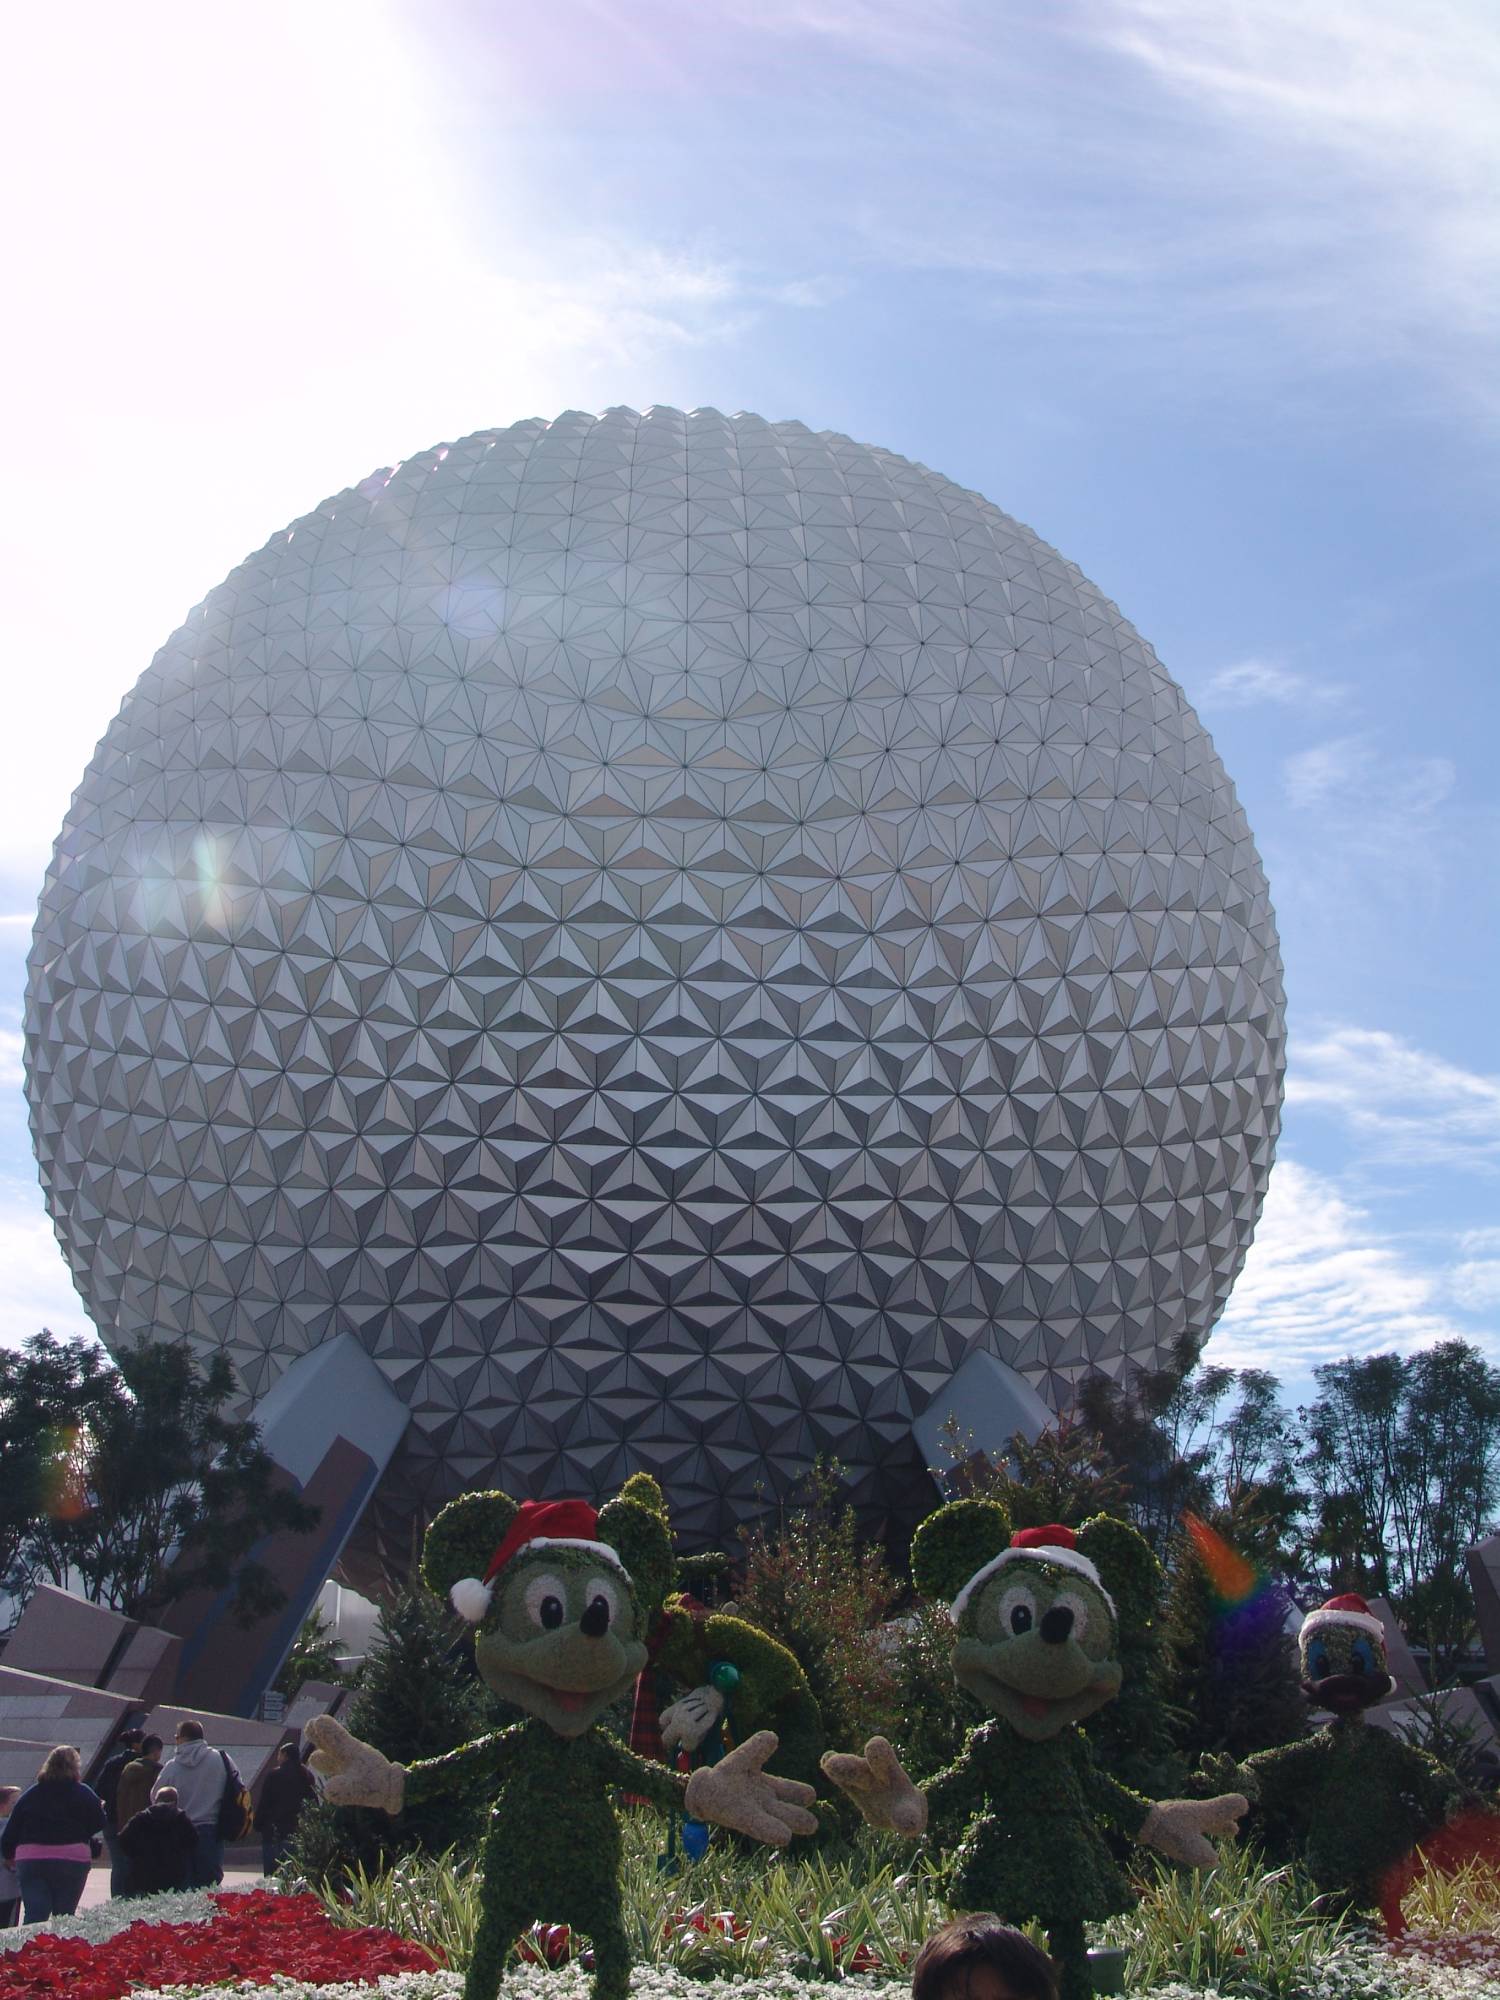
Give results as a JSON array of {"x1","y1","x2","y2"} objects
[
  {"x1": 1209, "y1": 1158, "x2": 1476, "y2": 1377},
  {"x1": 1203, "y1": 657, "x2": 1348, "y2": 711},
  {"x1": 1271, "y1": 735, "x2": 1469, "y2": 915},
  {"x1": 1095, "y1": 1, "x2": 1500, "y2": 376},
  {"x1": 0, "y1": 1193, "x2": 95, "y2": 1351},
  {"x1": 1282, "y1": 736, "x2": 1455, "y2": 818},
  {"x1": 1286, "y1": 1026, "x2": 1500, "y2": 1173},
  {"x1": 681, "y1": 1, "x2": 1500, "y2": 410}
]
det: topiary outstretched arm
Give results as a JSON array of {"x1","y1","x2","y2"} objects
[
  {"x1": 403, "y1": 1724, "x2": 526, "y2": 1810},
  {"x1": 593, "y1": 1732, "x2": 689, "y2": 1817},
  {"x1": 307, "y1": 1715, "x2": 527, "y2": 1817}
]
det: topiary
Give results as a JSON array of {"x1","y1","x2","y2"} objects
[{"x1": 307, "y1": 1485, "x2": 818, "y2": 2000}]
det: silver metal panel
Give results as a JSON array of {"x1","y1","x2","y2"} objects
[{"x1": 24, "y1": 407, "x2": 1285, "y2": 1576}]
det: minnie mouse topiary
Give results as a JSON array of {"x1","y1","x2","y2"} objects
[{"x1": 822, "y1": 1502, "x2": 1246, "y2": 2000}]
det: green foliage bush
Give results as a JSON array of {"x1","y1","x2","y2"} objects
[
  {"x1": 735, "y1": 1463, "x2": 897, "y2": 1750},
  {"x1": 286, "y1": 1583, "x2": 493, "y2": 1885}
]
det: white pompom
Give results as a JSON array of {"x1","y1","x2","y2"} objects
[{"x1": 450, "y1": 1576, "x2": 493, "y2": 1623}]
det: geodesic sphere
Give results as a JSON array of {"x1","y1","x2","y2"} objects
[{"x1": 25, "y1": 406, "x2": 1285, "y2": 1574}]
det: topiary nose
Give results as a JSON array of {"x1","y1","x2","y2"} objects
[
  {"x1": 580, "y1": 1595, "x2": 612, "y2": 1638},
  {"x1": 1039, "y1": 1605, "x2": 1075, "y2": 1644}
]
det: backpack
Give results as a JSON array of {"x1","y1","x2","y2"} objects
[{"x1": 215, "y1": 1751, "x2": 254, "y2": 1841}]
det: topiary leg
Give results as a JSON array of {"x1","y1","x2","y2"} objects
[
  {"x1": 464, "y1": 1882, "x2": 536, "y2": 2000},
  {"x1": 588, "y1": 1899, "x2": 633, "y2": 2000},
  {"x1": 1046, "y1": 1918, "x2": 1090, "y2": 2000}
]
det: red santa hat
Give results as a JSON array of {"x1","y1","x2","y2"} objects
[
  {"x1": 950, "y1": 1523, "x2": 1115, "y2": 1623},
  {"x1": 1299, "y1": 1592, "x2": 1387, "y2": 1646},
  {"x1": 448, "y1": 1498, "x2": 633, "y2": 1624}
]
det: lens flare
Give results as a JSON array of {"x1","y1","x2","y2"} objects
[
  {"x1": 39, "y1": 1424, "x2": 90, "y2": 1521},
  {"x1": 1183, "y1": 1510, "x2": 1259, "y2": 1606}
]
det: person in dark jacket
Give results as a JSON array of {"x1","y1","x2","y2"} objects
[
  {"x1": 0, "y1": 1786, "x2": 21, "y2": 1926},
  {"x1": 0, "y1": 1745, "x2": 105, "y2": 1922},
  {"x1": 114, "y1": 1737, "x2": 164, "y2": 1845},
  {"x1": 95, "y1": 1727, "x2": 144, "y2": 1897},
  {"x1": 118, "y1": 1786, "x2": 198, "y2": 1897},
  {"x1": 255, "y1": 1741, "x2": 316, "y2": 1875}
]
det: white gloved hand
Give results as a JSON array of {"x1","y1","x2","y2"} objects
[
  {"x1": 660, "y1": 1684, "x2": 725, "y2": 1753},
  {"x1": 304, "y1": 1714, "x2": 406, "y2": 1816}
]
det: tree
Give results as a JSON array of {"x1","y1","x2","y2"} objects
[
  {"x1": 275, "y1": 1609, "x2": 347, "y2": 1701},
  {"x1": 736, "y1": 1462, "x2": 897, "y2": 1747},
  {"x1": 1302, "y1": 1342, "x2": 1500, "y2": 1669},
  {"x1": 0, "y1": 1332, "x2": 119, "y2": 1625},
  {"x1": 938, "y1": 1412, "x2": 1131, "y2": 1527},
  {"x1": 1165, "y1": 1511, "x2": 1306, "y2": 1764},
  {"x1": 286, "y1": 1584, "x2": 491, "y2": 1883},
  {"x1": 8, "y1": 1334, "x2": 318, "y2": 1627}
]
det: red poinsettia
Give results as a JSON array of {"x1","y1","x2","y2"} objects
[{"x1": 0, "y1": 1889, "x2": 438, "y2": 2000}]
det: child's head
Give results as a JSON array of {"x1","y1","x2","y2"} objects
[
  {"x1": 0, "y1": 1785, "x2": 19, "y2": 1817},
  {"x1": 912, "y1": 1916, "x2": 1059, "y2": 2000}
]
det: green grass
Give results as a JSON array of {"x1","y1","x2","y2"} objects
[
  {"x1": 319, "y1": 1814, "x2": 1366, "y2": 1994},
  {"x1": 1103, "y1": 1842, "x2": 1359, "y2": 1998},
  {"x1": 322, "y1": 1814, "x2": 944, "y2": 1979}
]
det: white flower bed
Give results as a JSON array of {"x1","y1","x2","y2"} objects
[
  {"x1": 0, "y1": 1887, "x2": 222, "y2": 1952},
  {"x1": 129, "y1": 1973, "x2": 907, "y2": 2000},
  {"x1": 5, "y1": 1899, "x2": 1496, "y2": 2000},
  {"x1": 115, "y1": 1952, "x2": 1500, "y2": 2000}
]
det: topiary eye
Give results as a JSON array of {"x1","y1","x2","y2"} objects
[
  {"x1": 522, "y1": 1572, "x2": 569, "y2": 1631},
  {"x1": 1307, "y1": 1643, "x2": 1331, "y2": 1679},
  {"x1": 1351, "y1": 1637, "x2": 1376, "y2": 1673},
  {"x1": 998, "y1": 1583, "x2": 1037, "y2": 1636}
]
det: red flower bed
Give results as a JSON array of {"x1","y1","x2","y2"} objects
[{"x1": 0, "y1": 1890, "x2": 438, "y2": 2000}]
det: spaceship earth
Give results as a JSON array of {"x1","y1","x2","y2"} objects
[{"x1": 25, "y1": 405, "x2": 1285, "y2": 1572}]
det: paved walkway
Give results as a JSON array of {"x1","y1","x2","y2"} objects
[{"x1": 77, "y1": 1857, "x2": 264, "y2": 1909}]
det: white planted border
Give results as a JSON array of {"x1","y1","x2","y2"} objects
[
  {"x1": 0, "y1": 1887, "x2": 222, "y2": 1953},
  {"x1": 120, "y1": 1949, "x2": 1500, "y2": 2000}
]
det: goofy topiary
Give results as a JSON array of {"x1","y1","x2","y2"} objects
[
  {"x1": 821, "y1": 1502, "x2": 1247, "y2": 2000},
  {"x1": 307, "y1": 1487, "x2": 815, "y2": 2000}
]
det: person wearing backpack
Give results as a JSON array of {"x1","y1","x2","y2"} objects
[
  {"x1": 152, "y1": 1720, "x2": 243, "y2": 1887},
  {"x1": 94, "y1": 1727, "x2": 144, "y2": 1897}
]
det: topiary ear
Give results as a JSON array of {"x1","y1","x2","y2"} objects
[
  {"x1": 618, "y1": 1471, "x2": 670, "y2": 1523},
  {"x1": 422, "y1": 1490, "x2": 518, "y2": 1606},
  {"x1": 596, "y1": 1493, "x2": 674, "y2": 1616},
  {"x1": 911, "y1": 1498, "x2": 1012, "y2": 1603},
  {"x1": 1076, "y1": 1514, "x2": 1162, "y2": 1633}
]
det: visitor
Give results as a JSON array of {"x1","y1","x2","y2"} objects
[
  {"x1": 114, "y1": 1736, "x2": 164, "y2": 1843},
  {"x1": 0, "y1": 1786, "x2": 21, "y2": 1927},
  {"x1": 118, "y1": 1785, "x2": 198, "y2": 1897},
  {"x1": 95, "y1": 1725, "x2": 144, "y2": 1897},
  {"x1": 911, "y1": 1914, "x2": 1059, "y2": 2000},
  {"x1": 153, "y1": 1719, "x2": 241, "y2": 1888},
  {"x1": 254, "y1": 1740, "x2": 315, "y2": 1877},
  {"x1": 0, "y1": 1745, "x2": 105, "y2": 1923}
]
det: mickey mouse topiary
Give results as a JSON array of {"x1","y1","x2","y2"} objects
[
  {"x1": 822, "y1": 1502, "x2": 1246, "y2": 2000},
  {"x1": 307, "y1": 1486, "x2": 815, "y2": 2000}
]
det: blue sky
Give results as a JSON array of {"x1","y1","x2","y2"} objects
[{"x1": 1, "y1": 0, "x2": 1496, "y2": 1408}]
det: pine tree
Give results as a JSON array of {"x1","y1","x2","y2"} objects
[
  {"x1": 287, "y1": 1584, "x2": 491, "y2": 1883},
  {"x1": 1166, "y1": 1521, "x2": 1308, "y2": 1765}
]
